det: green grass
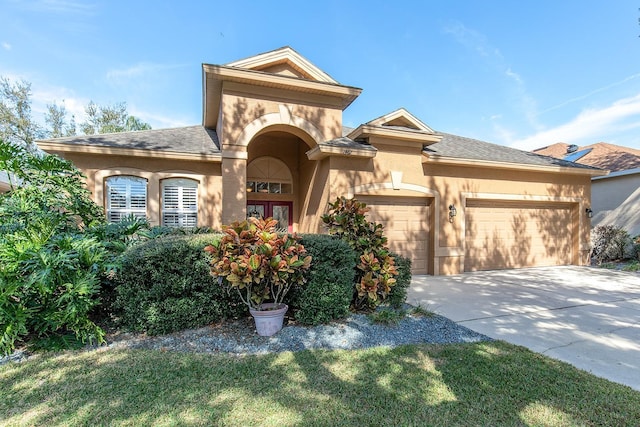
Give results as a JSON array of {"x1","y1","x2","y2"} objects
[
  {"x1": 2, "y1": 342, "x2": 639, "y2": 426},
  {"x1": 368, "y1": 307, "x2": 406, "y2": 325},
  {"x1": 622, "y1": 261, "x2": 640, "y2": 272}
]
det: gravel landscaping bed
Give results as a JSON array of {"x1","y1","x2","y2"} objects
[
  {"x1": 103, "y1": 311, "x2": 492, "y2": 356},
  {"x1": 1, "y1": 310, "x2": 492, "y2": 364}
]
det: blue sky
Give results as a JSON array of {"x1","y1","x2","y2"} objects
[{"x1": 1, "y1": 0, "x2": 640, "y2": 151}]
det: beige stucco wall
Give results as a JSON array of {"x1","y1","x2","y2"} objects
[
  {"x1": 215, "y1": 82, "x2": 344, "y2": 224},
  {"x1": 326, "y1": 136, "x2": 593, "y2": 275},
  {"x1": 46, "y1": 151, "x2": 223, "y2": 228}
]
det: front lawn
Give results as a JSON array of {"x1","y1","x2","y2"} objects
[{"x1": 2, "y1": 341, "x2": 639, "y2": 426}]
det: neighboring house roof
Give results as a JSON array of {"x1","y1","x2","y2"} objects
[
  {"x1": 425, "y1": 133, "x2": 601, "y2": 171},
  {"x1": 533, "y1": 142, "x2": 640, "y2": 172},
  {"x1": 0, "y1": 171, "x2": 11, "y2": 193},
  {"x1": 37, "y1": 126, "x2": 220, "y2": 156}
]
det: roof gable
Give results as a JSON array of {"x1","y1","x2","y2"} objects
[
  {"x1": 226, "y1": 46, "x2": 337, "y2": 83},
  {"x1": 367, "y1": 108, "x2": 434, "y2": 132}
]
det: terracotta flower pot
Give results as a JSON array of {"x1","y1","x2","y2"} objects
[{"x1": 249, "y1": 303, "x2": 288, "y2": 336}]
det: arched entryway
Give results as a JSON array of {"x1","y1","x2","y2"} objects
[
  {"x1": 246, "y1": 156, "x2": 294, "y2": 232},
  {"x1": 245, "y1": 128, "x2": 318, "y2": 233}
]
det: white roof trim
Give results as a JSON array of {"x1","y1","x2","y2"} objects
[
  {"x1": 367, "y1": 108, "x2": 434, "y2": 133},
  {"x1": 592, "y1": 167, "x2": 639, "y2": 180},
  {"x1": 226, "y1": 46, "x2": 337, "y2": 84}
]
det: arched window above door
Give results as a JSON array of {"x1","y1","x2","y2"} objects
[{"x1": 246, "y1": 156, "x2": 293, "y2": 194}]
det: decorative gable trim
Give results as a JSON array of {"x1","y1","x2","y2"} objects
[
  {"x1": 226, "y1": 46, "x2": 337, "y2": 84},
  {"x1": 367, "y1": 108, "x2": 434, "y2": 132}
]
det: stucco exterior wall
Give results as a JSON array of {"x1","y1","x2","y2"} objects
[
  {"x1": 592, "y1": 173, "x2": 640, "y2": 213},
  {"x1": 324, "y1": 137, "x2": 592, "y2": 274},
  {"x1": 46, "y1": 151, "x2": 223, "y2": 228}
]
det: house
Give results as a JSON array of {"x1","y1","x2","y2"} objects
[
  {"x1": 0, "y1": 171, "x2": 10, "y2": 193},
  {"x1": 37, "y1": 47, "x2": 605, "y2": 275},
  {"x1": 534, "y1": 142, "x2": 640, "y2": 237}
]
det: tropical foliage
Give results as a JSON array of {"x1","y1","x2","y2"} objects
[
  {"x1": 205, "y1": 217, "x2": 312, "y2": 310},
  {"x1": 0, "y1": 140, "x2": 106, "y2": 354},
  {"x1": 322, "y1": 197, "x2": 399, "y2": 310}
]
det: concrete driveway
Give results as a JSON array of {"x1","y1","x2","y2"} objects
[{"x1": 407, "y1": 266, "x2": 640, "y2": 391}]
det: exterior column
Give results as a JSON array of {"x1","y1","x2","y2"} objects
[{"x1": 221, "y1": 147, "x2": 248, "y2": 225}]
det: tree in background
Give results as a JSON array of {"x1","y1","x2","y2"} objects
[
  {"x1": 0, "y1": 76, "x2": 152, "y2": 144},
  {"x1": 0, "y1": 78, "x2": 44, "y2": 150},
  {"x1": 80, "y1": 101, "x2": 151, "y2": 135},
  {"x1": 45, "y1": 101, "x2": 76, "y2": 138}
]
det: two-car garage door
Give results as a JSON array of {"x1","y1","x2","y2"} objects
[
  {"x1": 358, "y1": 196, "x2": 431, "y2": 274},
  {"x1": 464, "y1": 200, "x2": 575, "y2": 272}
]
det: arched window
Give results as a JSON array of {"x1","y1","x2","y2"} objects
[
  {"x1": 105, "y1": 176, "x2": 147, "y2": 223},
  {"x1": 246, "y1": 157, "x2": 293, "y2": 194},
  {"x1": 161, "y1": 178, "x2": 198, "y2": 228}
]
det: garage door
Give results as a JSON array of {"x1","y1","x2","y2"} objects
[
  {"x1": 464, "y1": 200, "x2": 574, "y2": 272},
  {"x1": 358, "y1": 196, "x2": 431, "y2": 274}
]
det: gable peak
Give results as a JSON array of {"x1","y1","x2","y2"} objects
[
  {"x1": 225, "y1": 46, "x2": 337, "y2": 83},
  {"x1": 367, "y1": 108, "x2": 434, "y2": 132}
]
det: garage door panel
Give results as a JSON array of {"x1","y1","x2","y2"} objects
[
  {"x1": 465, "y1": 201, "x2": 574, "y2": 272},
  {"x1": 359, "y1": 196, "x2": 431, "y2": 275}
]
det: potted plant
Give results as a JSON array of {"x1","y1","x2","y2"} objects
[{"x1": 204, "y1": 217, "x2": 311, "y2": 336}]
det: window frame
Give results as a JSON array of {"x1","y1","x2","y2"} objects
[
  {"x1": 161, "y1": 177, "x2": 199, "y2": 228},
  {"x1": 105, "y1": 175, "x2": 148, "y2": 223}
]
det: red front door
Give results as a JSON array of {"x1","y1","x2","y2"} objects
[{"x1": 247, "y1": 201, "x2": 293, "y2": 232}]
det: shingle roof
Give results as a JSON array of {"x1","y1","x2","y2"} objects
[
  {"x1": 534, "y1": 142, "x2": 640, "y2": 172},
  {"x1": 322, "y1": 136, "x2": 376, "y2": 151},
  {"x1": 425, "y1": 133, "x2": 601, "y2": 170},
  {"x1": 37, "y1": 126, "x2": 220, "y2": 155}
]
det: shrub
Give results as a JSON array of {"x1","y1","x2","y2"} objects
[
  {"x1": 0, "y1": 140, "x2": 106, "y2": 355},
  {"x1": 590, "y1": 225, "x2": 632, "y2": 264},
  {"x1": 387, "y1": 252, "x2": 412, "y2": 309},
  {"x1": 289, "y1": 234, "x2": 356, "y2": 325},
  {"x1": 205, "y1": 217, "x2": 311, "y2": 311},
  {"x1": 114, "y1": 233, "x2": 244, "y2": 335},
  {"x1": 322, "y1": 197, "x2": 398, "y2": 311}
]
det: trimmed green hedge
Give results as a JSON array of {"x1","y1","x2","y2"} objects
[
  {"x1": 112, "y1": 232, "x2": 409, "y2": 334},
  {"x1": 387, "y1": 252, "x2": 412, "y2": 308},
  {"x1": 113, "y1": 233, "x2": 244, "y2": 335},
  {"x1": 289, "y1": 234, "x2": 356, "y2": 325}
]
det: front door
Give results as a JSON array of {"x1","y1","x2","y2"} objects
[{"x1": 247, "y1": 201, "x2": 293, "y2": 232}]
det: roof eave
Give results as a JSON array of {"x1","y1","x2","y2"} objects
[
  {"x1": 422, "y1": 153, "x2": 608, "y2": 176},
  {"x1": 203, "y1": 64, "x2": 362, "y2": 127},
  {"x1": 348, "y1": 124, "x2": 442, "y2": 144},
  {"x1": 37, "y1": 142, "x2": 222, "y2": 163},
  {"x1": 306, "y1": 144, "x2": 377, "y2": 161}
]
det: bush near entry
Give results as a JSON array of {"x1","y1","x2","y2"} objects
[
  {"x1": 113, "y1": 232, "x2": 360, "y2": 334},
  {"x1": 322, "y1": 197, "x2": 401, "y2": 311},
  {"x1": 114, "y1": 234, "x2": 246, "y2": 335},
  {"x1": 289, "y1": 234, "x2": 356, "y2": 325}
]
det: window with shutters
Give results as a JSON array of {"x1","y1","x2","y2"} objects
[
  {"x1": 161, "y1": 178, "x2": 198, "y2": 228},
  {"x1": 105, "y1": 176, "x2": 147, "y2": 223}
]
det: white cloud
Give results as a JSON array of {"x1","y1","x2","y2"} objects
[
  {"x1": 106, "y1": 62, "x2": 188, "y2": 84},
  {"x1": 31, "y1": 85, "x2": 89, "y2": 124},
  {"x1": 2, "y1": 42, "x2": 11, "y2": 51},
  {"x1": 445, "y1": 21, "x2": 540, "y2": 130},
  {"x1": 128, "y1": 107, "x2": 193, "y2": 129},
  {"x1": 537, "y1": 73, "x2": 640, "y2": 117},
  {"x1": 24, "y1": 0, "x2": 97, "y2": 15},
  {"x1": 510, "y1": 93, "x2": 640, "y2": 150}
]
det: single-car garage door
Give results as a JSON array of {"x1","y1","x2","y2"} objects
[
  {"x1": 358, "y1": 196, "x2": 432, "y2": 274},
  {"x1": 465, "y1": 200, "x2": 575, "y2": 272}
]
